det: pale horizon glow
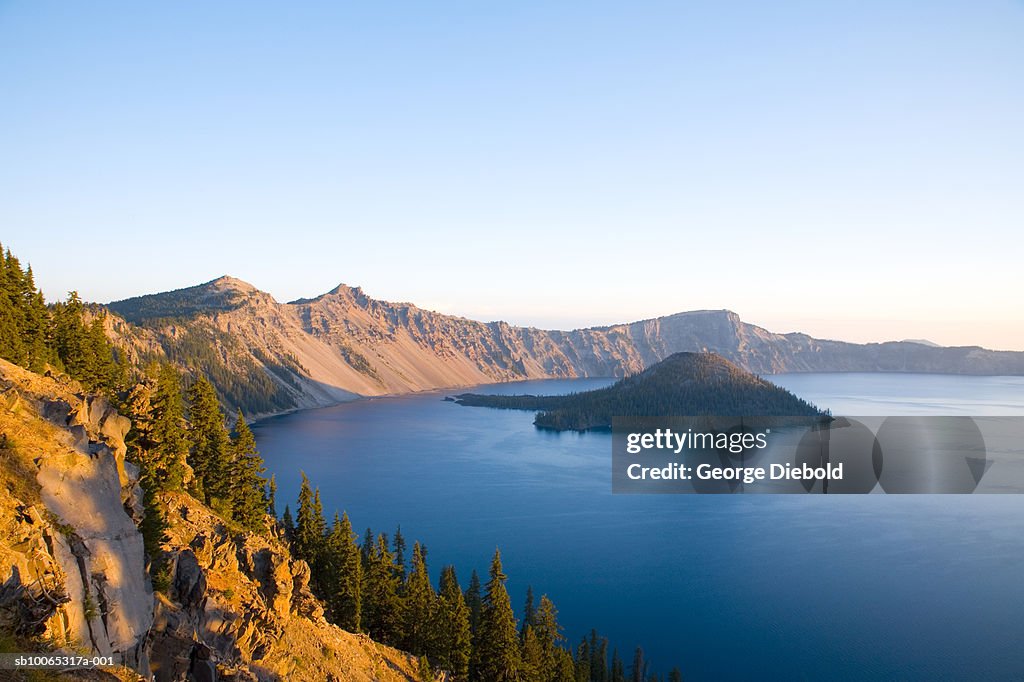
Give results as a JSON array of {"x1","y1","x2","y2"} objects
[{"x1": 2, "y1": 1, "x2": 1022, "y2": 350}]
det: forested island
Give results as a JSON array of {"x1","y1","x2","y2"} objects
[{"x1": 455, "y1": 352, "x2": 823, "y2": 431}]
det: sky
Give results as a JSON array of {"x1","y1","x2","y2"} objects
[{"x1": 1, "y1": 1, "x2": 1022, "y2": 349}]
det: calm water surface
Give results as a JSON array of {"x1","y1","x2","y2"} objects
[{"x1": 253, "y1": 374, "x2": 1024, "y2": 680}]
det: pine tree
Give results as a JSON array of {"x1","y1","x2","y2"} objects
[
  {"x1": 532, "y1": 595, "x2": 564, "y2": 682},
  {"x1": 631, "y1": 648, "x2": 645, "y2": 682},
  {"x1": 521, "y1": 625, "x2": 544, "y2": 682},
  {"x1": 476, "y1": 549, "x2": 521, "y2": 682},
  {"x1": 402, "y1": 542, "x2": 435, "y2": 655},
  {"x1": 228, "y1": 410, "x2": 267, "y2": 530},
  {"x1": 589, "y1": 630, "x2": 607, "y2": 682},
  {"x1": 393, "y1": 525, "x2": 407, "y2": 577},
  {"x1": 610, "y1": 649, "x2": 625, "y2": 682},
  {"x1": 466, "y1": 568, "x2": 484, "y2": 679},
  {"x1": 433, "y1": 565, "x2": 471, "y2": 681},
  {"x1": 186, "y1": 376, "x2": 231, "y2": 505},
  {"x1": 521, "y1": 586, "x2": 536, "y2": 641},
  {"x1": 362, "y1": 534, "x2": 403, "y2": 645},
  {"x1": 574, "y1": 638, "x2": 591, "y2": 682},
  {"x1": 324, "y1": 511, "x2": 362, "y2": 632},
  {"x1": 149, "y1": 364, "x2": 190, "y2": 491},
  {"x1": 267, "y1": 474, "x2": 278, "y2": 517},
  {"x1": 553, "y1": 649, "x2": 575, "y2": 682},
  {"x1": 294, "y1": 473, "x2": 325, "y2": 568},
  {"x1": 667, "y1": 669, "x2": 682, "y2": 682},
  {"x1": 361, "y1": 527, "x2": 375, "y2": 566},
  {"x1": 282, "y1": 505, "x2": 295, "y2": 542}
]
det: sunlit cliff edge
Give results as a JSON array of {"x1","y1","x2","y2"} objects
[{"x1": 0, "y1": 358, "x2": 427, "y2": 681}]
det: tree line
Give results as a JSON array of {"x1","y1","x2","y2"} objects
[
  {"x1": 281, "y1": 474, "x2": 684, "y2": 682},
  {"x1": 0, "y1": 243, "x2": 126, "y2": 394}
]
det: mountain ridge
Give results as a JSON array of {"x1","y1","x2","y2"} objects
[{"x1": 105, "y1": 277, "x2": 1024, "y2": 418}]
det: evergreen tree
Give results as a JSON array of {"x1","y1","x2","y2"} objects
[
  {"x1": 667, "y1": 669, "x2": 682, "y2": 682},
  {"x1": 281, "y1": 505, "x2": 295, "y2": 542},
  {"x1": 610, "y1": 649, "x2": 625, "y2": 682},
  {"x1": 589, "y1": 630, "x2": 607, "y2": 682},
  {"x1": 267, "y1": 474, "x2": 278, "y2": 517},
  {"x1": 324, "y1": 511, "x2": 362, "y2": 632},
  {"x1": 433, "y1": 565, "x2": 471, "y2": 681},
  {"x1": 532, "y1": 595, "x2": 564, "y2": 682},
  {"x1": 148, "y1": 364, "x2": 189, "y2": 491},
  {"x1": 521, "y1": 625, "x2": 544, "y2": 682},
  {"x1": 393, "y1": 525, "x2": 407, "y2": 577},
  {"x1": 294, "y1": 473, "x2": 325, "y2": 568},
  {"x1": 186, "y1": 376, "x2": 231, "y2": 505},
  {"x1": 401, "y1": 542, "x2": 435, "y2": 654},
  {"x1": 361, "y1": 527, "x2": 375, "y2": 566},
  {"x1": 631, "y1": 648, "x2": 645, "y2": 682},
  {"x1": 553, "y1": 649, "x2": 575, "y2": 682},
  {"x1": 362, "y1": 533, "x2": 403, "y2": 645},
  {"x1": 521, "y1": 585, "x2": 536, "y2": 641},
  {"x1": 574, "y1": 639, "x2": 591, "y2": 682},
  {"x1": 228, "y1": 409, "x2": 268, "y2": 529},
  {"x1": 476, "y1": 549, "x2": 521, "y2": 682},
  {"x1": 53, "y1": 292, "x2": 87, "y2": 378},
  {"x1": 466, "y1": 568, "x2": 484, "y2": 679}
]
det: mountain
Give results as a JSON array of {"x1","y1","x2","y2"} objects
[
  {"x1": 0, "y1": 358, "x2": 425, "y2": 681},
  {"x1": 107, "y1": 277, "x2": 1024, "y2": 418},
  {"x1": 454, "y1": 352, "x2": 823, "y2": 431}
]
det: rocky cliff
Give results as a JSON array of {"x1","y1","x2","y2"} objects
[
  {"x1": 0, "y1": 359, "x2": 425, "y2": 681},
  {"x1": 107, "y1": 277, "x2": 1024, "y2": 418}
]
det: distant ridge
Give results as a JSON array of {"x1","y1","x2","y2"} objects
[
  {"x1": 105, "y1": 277, "x2": 1024, "y2": 418},
  {"x1": 455, "y1": 352, "x2": 823, "y2": 431}
]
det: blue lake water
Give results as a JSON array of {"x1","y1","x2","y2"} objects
[{"x1": 252, "y1": 373, "x2": 1024, "y2": 680}]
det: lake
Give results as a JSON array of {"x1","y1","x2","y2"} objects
[{"x1": 252, "y1": 373, "x2": 1024, "y2": 680}]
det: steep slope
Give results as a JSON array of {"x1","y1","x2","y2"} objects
[
  {"x1": 455, "y1": 352, "x2": 822, "y2": 430},
  {"x1": 0, "y1": 359, "x2": 427, "y2": 682},
  {"x1": 107, "y1": 277, "x2": 1024, "y2": 417}
]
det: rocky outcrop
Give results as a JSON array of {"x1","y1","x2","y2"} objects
[
  {"x1": 0, "y1": 359, "x2": 152, "y2": 675},
  {"x1": 148, "y1": 493, "x2": 423, "y2": 682},
  {"x1": 0, "y1": 358, "x2": 425, "y2": 681},
  {"x1": 107, "y1": 277, "x2": 1024, "y2": 418}
]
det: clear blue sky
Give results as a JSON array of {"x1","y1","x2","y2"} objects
[{"x1": 2, "y1": 1, "x2": 1022, "y2": 349}]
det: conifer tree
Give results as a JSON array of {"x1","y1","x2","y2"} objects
[
  {"x1": 433, "y1": 565, "x2": 471, "y2": 681},
  {"x1": 294, "y1": 473, "x2": 325, "y2": 568},
  {"x1": 521, "y1": 625, "x2": 544, "y2": 682},
  {"x1": 228, "y1": 410, "x2": 268, "y2": 529},
  {"x1": 466, "y1": 568, "x2": 484, "y2": 679},
  {"x1": 610, "y1": 649, "x2": 625, "y2": 682},
  {"x1": 149, "y1": 364, "x2": 189, "y2": 491},
  {"x1": 667, "y1": 669, "x2": 682, "y2": 682},
  {"x1": 267, "y1": 474, "x2": 277, "y2": 517},
  {"x1": 186, "y1": 376, "x2": 231, "y2": 505},
  {"x1": 362, "y1": 534, "x2": 403, "y2": 645},
  {"x1": 532, "y1": 595, "x2": 564, "y2": 681},
  {"x1": 393, "y1": 525, "x2": 407, "y2": 577},
  {"x1": 589, "y1": 630, "x2": 607, "y2": 682},
  {"x1": 631, "y1": 648, "x2": 645, "y2": 682},
  {"x1": 521, "y1": 586, "x2": 536, "y2": 641},
  {"x1": 282, "y1": 505, "x2": 295, "y2": 542},
  {"x1": 574, "y1": 638, "x2": 591, "y2": 682},
  {"x1": 476, "y1": 549, "x2": 521, "y2": 682},
  {"x1": 361, "y1": 527, "x2": 375, "y2": 566},
  {"x1": 553, "y1": 649, "x2": 575, "y2": 682},
  {"x1": 324, "y1": 511, "x2": 362, "y2": 632},
  {"x1": 401, "y1": 542, "x2": 435, "y2": 655}
]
